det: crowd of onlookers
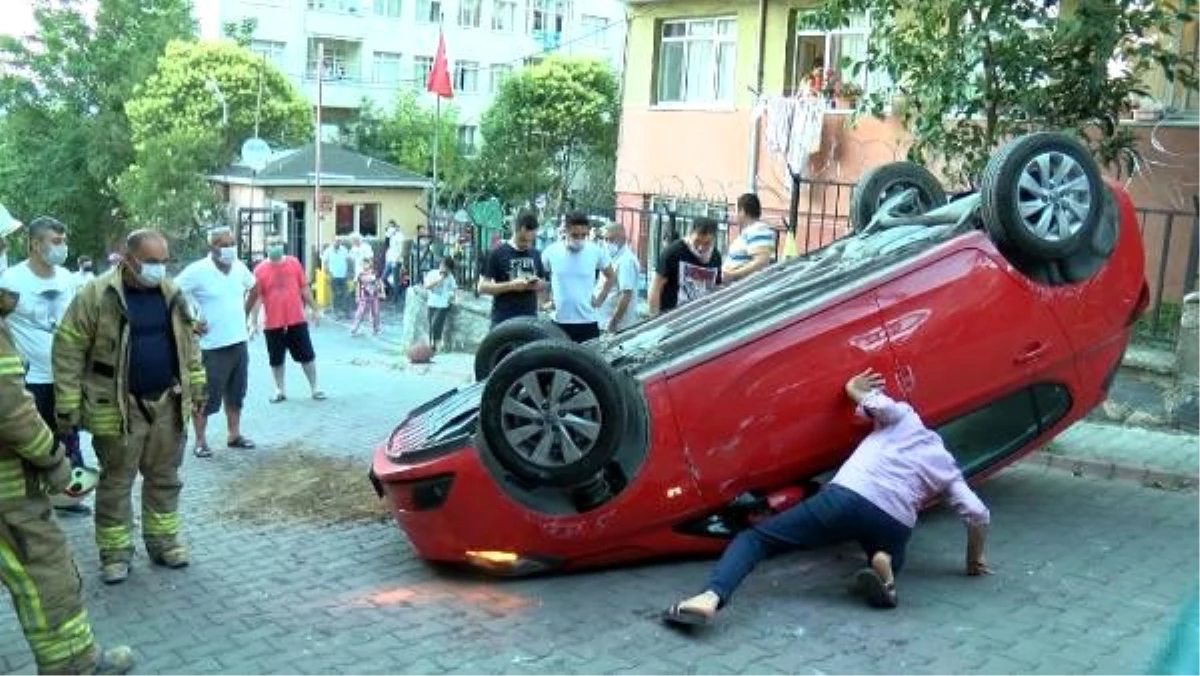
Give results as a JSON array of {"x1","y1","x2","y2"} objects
[{"x1": 475, "y1": 192, "x2": 780, "y2": 342}]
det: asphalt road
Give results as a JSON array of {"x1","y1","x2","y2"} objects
[{"x1": 2, "y1": 324, "x2": 1195, "y2": 675}]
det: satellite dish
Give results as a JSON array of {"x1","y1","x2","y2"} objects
[
  {"x1": 0, "y1": 203, "x2": 23, "y2": 237},
  {"x1": 241, "y1": 138, "x2": 272, "y2": 172}
]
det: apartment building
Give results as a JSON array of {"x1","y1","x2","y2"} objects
[
  {"x1": 196, "y1": 0, "x2": 628, "y2": 149},
  {"x1": 615, "y1": 0, "x2": 1198, "y2": 222}
]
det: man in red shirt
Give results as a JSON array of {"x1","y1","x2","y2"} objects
[{"x1": 245, "y1": 238, "x2": 326, "y2": 402}]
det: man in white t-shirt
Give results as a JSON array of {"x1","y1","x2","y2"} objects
[
  {"x1": 0, "y1": 217, "x2": 93, "y2": 484},
  {"x1": 594, "y1": 222, "x2": 641, "y2": 334},
  {"x1": 541, "y1": 211, "x2": 615, "y2": 343},
  {"x1": 349, "y1": 234, "x2": 375, "y2": 274},
  {"x1": 174, "y1": 227, "x2": 256, "y2": 458}
]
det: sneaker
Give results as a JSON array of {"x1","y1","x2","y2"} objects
[
  {"x1": 100, "y1": 562, "x2": 129, "y2": 585},
  {"x1": 149, "y1": 544, "x2": 190, "y2": 569},
  {"x1": 853, "y1": 567, "x2": 898, "y2": 609},
  {"x1": 91, "y1": 645, "x2": 136, "y2": 675}
]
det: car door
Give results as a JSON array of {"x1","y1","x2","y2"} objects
[
  {"x1": 873, "y1": 243, "x2": 1076, "y2": 425},
  {"x1": 665, "y1": 294, "x2": 897, "y2": 502}
]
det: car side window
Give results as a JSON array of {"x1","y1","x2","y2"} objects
[{"x1": 935, "y1": 382, "x2": 1072, "y2": 477}]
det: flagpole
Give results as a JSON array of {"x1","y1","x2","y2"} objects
[
  {"x1": 315, "y1": 43, "x2": 324, "y2": 256},
  {"x1": 432, "y1": 95, "x2": 440, "y2": 228}
]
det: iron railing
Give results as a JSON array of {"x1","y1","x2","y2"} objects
[{"x1": 1134, "y1": 198, "x2": 1199, "y2": 345}]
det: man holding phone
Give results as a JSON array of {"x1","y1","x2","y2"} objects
[{"x1": 477, "y1": 210, "x2": 546, "y2": 329}]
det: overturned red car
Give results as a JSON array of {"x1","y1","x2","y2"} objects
[{"x1": 370, "y1": 132, "x2": 1148, "y2": 576}]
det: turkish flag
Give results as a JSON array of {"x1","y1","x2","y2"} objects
[{"x1": 426, "y1": 32, "x2": 454, "y2": 99}]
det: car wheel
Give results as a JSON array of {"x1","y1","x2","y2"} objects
[
  {"x1": 980, "y1": 132, "x2": 1103, "y2": 261},
  {"x1": 479, "y1": 340, "x2": 626, "y2": 488},
  {"x1": 473, "y1": 317, "x2": 569, "y2": 381},
  {"x1": 850, "y1": 161, "x2": 948, "y2": 231}
]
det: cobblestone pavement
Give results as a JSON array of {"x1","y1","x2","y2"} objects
[{"x1": 2, "y1": 324, "x2": 1197, "y2": 675}]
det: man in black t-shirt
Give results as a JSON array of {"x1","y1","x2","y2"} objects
[
  {"x1": 649, "y1": 217, "x2": 723, "y2": 315},
  {"x1": 477, "y1": 211, "x2": 546, "y2": 328}
]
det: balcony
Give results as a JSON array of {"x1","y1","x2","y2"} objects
[{"x1": 305, "y1": 0, "x2": 368, "y2": 39}]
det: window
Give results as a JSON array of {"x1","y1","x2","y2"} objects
[
  {"x1": 458, "y1": 0, "x2": 481, "y2": 27},
  {"x1": 655, "y1": 17, "x2": 737, "y2": 105},
  {"x1": 529, "y1": 0, "x2": 567, "y2": 35},
  {"x1": 308, "y1": 0, "x2": 364, "y2": 13},
  {"x1": 416, "y1": 0, "x2": 441, "y2": 23},
  {"x1": 335, "y1": 203, "x2": 381, "y2": 236},
  {"x1": 579, "y1": 15, "x2": 608, "y2": 48},
  {"x1": 457, "y1": 125, "x2": 478, "y2": 154},
  {"x1": 373, "y1": 0, "x2": 400, "y2": 17},
  {"x1": 373, "y1": 51, "x2": 403, "y2": 84},
  {"x1": 413, "y1": 55, "x2": 433, "y2": 90},
  {"x1": 489, "y1": 63, "x2": 513, "y2": 92},
  {"x1": 492, "y1": 0, "x2": 517, "y2": 31},
  {"x1": 307, "y1": 38, "x2": 362, "y2": 81},
  {"x1": 789, "y1": 11, "x2": 889, "y2": 108},
  {"x1": 250, "y1": 40, "x2": 286, "y2": 70},
  {"x1": 936, "y1": 383, "x2": 1071, "y2": 476},
  {"x1": 454, "y1": 60, "x2": 480, "y2": 94}
]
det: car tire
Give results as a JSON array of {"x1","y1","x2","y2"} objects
[
  {"x1": 850, "y1": 161, "x2": 948, "y2": 231},
  {"x1": 980, "y1": 132, "x2": 1103, "y2": 261},
  {"x1": 479, "y1": 340, "x2": 626, "y2": 488},
  {"x1": 473, "y1": 317, "x2": 569, "y2": 381}
]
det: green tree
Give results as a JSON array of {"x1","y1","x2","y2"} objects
[
  {"x1": 805, "y1": 0, "x2": 1198, "y2": 186},
  {"x1": 478, "y1": 57, "x2": 619, "y2": 208},
  {"x1": 119, "y1": 39, "x2": 312, "y2": 232},
  {"x1": 0, "y1": 0, "x2": 195, "y2": 258}
]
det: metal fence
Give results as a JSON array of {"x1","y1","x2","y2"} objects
[{"x1": 1134, "y1": 198, "x2": 1199, "y2": 345}]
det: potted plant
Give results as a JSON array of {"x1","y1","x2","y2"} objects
[{"x1": 837, "y1": 81, "x2": 863, "y2": 109}]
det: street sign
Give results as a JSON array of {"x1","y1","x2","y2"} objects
[{"x1": 241, "y1": 137, "x2": 272, "y2": 172}]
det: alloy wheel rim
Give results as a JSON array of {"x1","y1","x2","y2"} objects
[
  {"x1": 499, "y1": 368, "x2": 603, "y2": 468},
  {"x1": 1015, "y1": 151, "x2": 1092, "y2": 242}
]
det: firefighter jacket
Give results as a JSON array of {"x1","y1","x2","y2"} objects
[
  {"x1": 52, "y1": 269, "x2": 206, "y2": 437},
  {"x1": 0, "y1": 319, "x2": 60, "y2": 503}
]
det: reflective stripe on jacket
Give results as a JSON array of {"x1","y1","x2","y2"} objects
[
  {"x1": 0, "y1": 320, "x2": 57, "y2": 502},
  {"x1": 52, "y1": 269, "x2": 206, "y2": 436}
]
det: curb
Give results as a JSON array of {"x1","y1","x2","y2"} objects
[{"x1": 1023, "y1": 450, "x2": 1198, "y2": 491}]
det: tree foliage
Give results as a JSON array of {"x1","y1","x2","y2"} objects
[
  {"x1": 805, "y1": 0, "x2": 1199, "y2": 186},
  {"x1": 477, "y1": 57, "x2": 619, "y2": 208},
  {"x1": 0, "y1": 0, "x2": 195, "y2": 258},
  {"x1": 119, "y1": 39, "x2": 311, "y2": 231},
  {"x1": 342, "y1": 92, "x2": 471, "y2": 204}
]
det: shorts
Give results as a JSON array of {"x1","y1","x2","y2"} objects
[
  {"x1": 263, "y1": 322, "x2": 316, "y2": 368},
  {"x1": 202, "y1": 341, "x2": 250, "y2": 415}
]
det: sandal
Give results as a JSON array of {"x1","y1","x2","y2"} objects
[
  {"x1": 227, "y1": 436, "x2": 256, "y2": 449},
  {"x1": 269, "y1": 393, "x2": 287, "y2": 404},
  {"x1": 853, "y1": 568, "x2": 898, "y2": 609},
  {"x1": 193, "y1": 444, "x2": 213, "y2": 459},
  {"x1": 661, "y1": 601, "x2": 715, "y2": 627}
]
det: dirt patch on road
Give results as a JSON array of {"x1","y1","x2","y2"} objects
[{"x1": 219, "y1": 443, "x2": 389, "y2": 525}]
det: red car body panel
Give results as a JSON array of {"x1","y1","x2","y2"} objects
[{"x1": 372, "y1": 180, "x2": 1147, "y2": 574}]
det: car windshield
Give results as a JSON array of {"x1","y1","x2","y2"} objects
[{"x1": 604, "y1": 222, "x2": 964, "y2": 371}]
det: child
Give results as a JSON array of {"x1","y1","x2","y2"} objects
[
  {"x1": 423, "y1": 257, "x2": 457, "y2": 352},
  {"x1": 350, "y1": 264, "x2": 385, "y2": 336}
]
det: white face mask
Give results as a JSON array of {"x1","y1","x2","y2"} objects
[
  {"x1": 566, "y1": 239, "x2": 584, "y2": 252},
  {"x1": 43, "y1": 243, "x2": 68, "y2": 267},
  {"x1": 216, "y1": 246, "x2": 237, "y2": 265},
  {"x1": 688, "y1": 242, "x2": 713, "y2": 264},
  {"x1": 137, "y1": 263, "x2": 166, "y2": 287},
  {"x1": 607, "y1": 242, "x2": 623, "y2": 257}
]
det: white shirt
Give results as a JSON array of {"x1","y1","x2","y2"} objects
[
  {"x1": 0, "y1": 261, "x2": 76, "y2": 384},
  {"x1": 424, "y1": 270, "x2": 457, "y2": 309},
  {"x1": 175, "y1": 256, "x2": 255, "y2": 351},
  {"x1": 542, "y1": 241, "x2": 611, "y2": 325},
  {"x1": 596, "y1": 245, "x2": 640, "y2": 332},
  {"x1": 350, "y1": 242, "x2": 374, "y2": 272}
]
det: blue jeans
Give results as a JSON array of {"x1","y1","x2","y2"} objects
[{"x1": 706, "y1": 483, "x2": 912, "y2": 605}]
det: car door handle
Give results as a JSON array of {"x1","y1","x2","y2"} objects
[{"x1": 1014, "y1": 341, "x2": 1049, "y2": 365}]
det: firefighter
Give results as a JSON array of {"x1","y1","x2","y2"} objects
[
  {"x1": 52, "y1": 229, "x2": 207, "y2": 585},
  {"x1": 0, "y1": 303, "x2": 135, "y2": 674}
]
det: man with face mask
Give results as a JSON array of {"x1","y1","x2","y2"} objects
[
  {"x1": 174, "y1": 226, "x2": 256, "y2": 458},
  {"x1": 648, "y1": 217, "x2": 723, "y2": 316},
  {"x1": 593, "y1": 222, "x2": 642, "y2": 334},
  {"x1": 0, "y1": 217, "x2": 93, "y2": 489},
  {"x1": 540, "y1": 211, "x2": 615, "y2": 343},
  {"x1": 245, "y1": 237, "x2": 325, "y2": 403},
  {"x1": 52, "y1": 229, "x2": 208, "y2": 585}
]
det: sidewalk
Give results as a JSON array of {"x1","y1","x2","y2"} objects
[{"x1": 1034, "y1": 421, "x2": 1198, "y2": 490}]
